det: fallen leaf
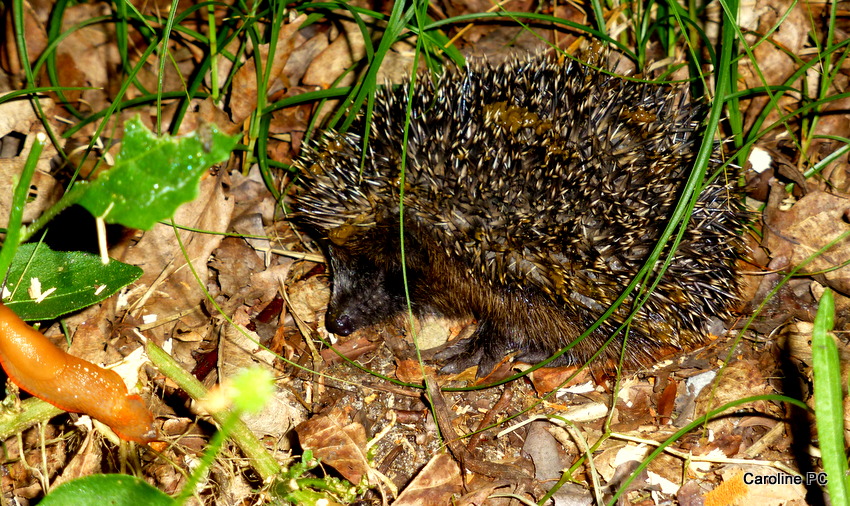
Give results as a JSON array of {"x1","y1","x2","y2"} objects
[
  {"x1": 296, "y1": 408, "x2": 369, "y2": 484},
  {"x1": 394, "y1": 453, "x2": 462, "y2": 506}
]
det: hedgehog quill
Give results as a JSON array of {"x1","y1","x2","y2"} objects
[{"x1": 291, "y1": 51, "x2": 745, "y2": 377}]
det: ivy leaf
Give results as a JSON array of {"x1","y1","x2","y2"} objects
[
  {"x1": 3, "y1": 243, "x2": 142, "y2": 320},
  {"x1": 77, "y1": 116, "x2": 238, "y2": 230}
]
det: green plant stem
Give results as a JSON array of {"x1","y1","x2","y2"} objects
[
  {"x1": 13, "y1": 0, "x2": 64, "y2": 159},
  {"x1": 145, "y1": 341, "x2": 281, "y2": 481},
  {"x1": 155, "y1": 0, "x2": 181, "y2": 134},
  {"x1": 0, "y1": 397, "x2": 63, "y2": 441},
  {"x1": 207, "y1": 3, "x2": 219, "y2": 103},
  {"x1": 175, "y1": 410, "x2": 240, "y2": 504}
]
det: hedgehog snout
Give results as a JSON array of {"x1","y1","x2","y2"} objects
[
  {"x1": 326, "y1": 312, "x2": 355, "y2": 336},
  {"x1": 323, "y1": 274, "x2": 406, "y2": 336},
  {"x1": 323, "y1": 251, "x2": 409, "y2": 336}
]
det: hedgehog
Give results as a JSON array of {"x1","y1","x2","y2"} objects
[{"x1": 290, "y1": 49, "x2": 745, "y2": 376}]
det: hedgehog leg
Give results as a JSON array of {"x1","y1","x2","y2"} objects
[
  {"x1": 435, "y1": 288, "x2": 589, "y2": 376},
  {"x1": 434, "y1": 320, "x2": 511, "y2": 377}
]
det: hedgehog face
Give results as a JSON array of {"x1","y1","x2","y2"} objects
[{"x1": 324, "y1": 245, "x2": 407, "y2": 336}]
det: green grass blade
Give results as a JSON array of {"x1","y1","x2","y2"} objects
[{"x1": 812, "y1": 289, "x2": 850, "y2": 504}]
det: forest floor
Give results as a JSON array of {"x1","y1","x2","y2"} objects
[{"x1": 0, "y1": 0, "x2": 848, "y2": 504}]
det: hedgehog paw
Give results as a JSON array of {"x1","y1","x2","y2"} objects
[{"x1": 435, "y1": 338, "x2": 501, "y2": 377}]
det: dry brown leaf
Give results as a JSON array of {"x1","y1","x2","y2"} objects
[
  {"x1": 735, "y1": 0, "x2": 809, "y2": 134},
  {"x1": 704, "y1": 471, "x2": 749, "y2": 506},
  {"x1": 287, "y1": 276, "x2": 330, "y2": 325},
  {"x1": 230, "y1": 59, "x2": 259, "y2": 125},
  {"x1": 393, "y1": 453, "x2": 462, "y2": 506},
  {"x1": 210, "y1": 236, "x2": 266, "y2": 300},
  {"x1": 283, "y1": 32, "x2": 331, "y2": 86},
  {"x1": 3, "y1": 0, "x2": 50, "y2": 76},
  {"x1": 240, "y1": 389, "x2": 307, "y2": 444},
  {"x1": 528, "y1": 364, "x2": 589, "y2": 393},
  {"x1": 296, "y1": 408, "x2": 370, "y2": 484},
  {"x1": 230, "y1": 14, "x2": 308, "y2": 124},
  {"x1": 714, "y1": 466, "x2": 807, "y2": 506},
  {"x1": 54, "y1": 4, "x2": 118, "y2": 109},
  {"x1": 764, "y1": 187, "x2": 850, "y2": 294},
  {"x1": 52, "y1": 433, "x2": 102, "y2": 488},
  {"x1": 221, "y1": 306, "x2": 277, "y2": 375},
  {"x1": 122, "y1": 175, "x2": 234, "y2": 343},
  {"x1": 782, "y1": 321, "x2": 850, "y2": 365},
  {"x1": 319, "y1": 334, "x2": 380, "y2": 366},
  {"x1": 395, "y1": 358, "x2": 428, "y2": 382},
  {"x1": 694, "y1": 360, "x2": 778, "y2": 437},
  {"x1": 172, "y1": 97, "x2": 240, "y2": 137},
  {"x1": 302, "y1": 27, "x2": 365, "y2": 89},
  {"x1": 521, "y1": 421, "x2": 569, "y2": 482},
  {"x1": 0, "y1": 96, "x2": 61, "y2": 227},
  {"x1": 263, "y1": 13, "x2": 309, "y2": 91},
  {"x1": 62, "y1": 303, "x2": 120, "y2": 366},
  {"x1": 247, "y1": 263, "x2": 295, "y2": 309}
]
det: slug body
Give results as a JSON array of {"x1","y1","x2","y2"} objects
[
  {"x1": 293, "y1": 52, "x2": 745, "y2": 376},
  {"x1": 0, "y1": 303, "x2": 156, "y2": 443}
]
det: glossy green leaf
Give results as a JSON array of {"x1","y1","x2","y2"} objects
[
  {"x1": 40, "y1": 474, "x2": 176, "y2": 506},
  {"x1": 77, "y1": 116, "x2": 238, "y2": 230},
  {"x1": 3, "y1": 243, "x2": 142, "y2": 320}
]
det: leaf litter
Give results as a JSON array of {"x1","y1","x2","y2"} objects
[{"x1": 0, "y1": 0, "x2": 849, "y2": 504}]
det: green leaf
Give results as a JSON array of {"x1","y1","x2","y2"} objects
[
  {"x1": 77, "y1": 116, "x2": 238, "y2": 230},
  {"x1": 40, "y1": 474, "x2": 176, "y2": 506},
  {"x1": 811, "y1": 289, "x2": 850, "y2": 504},
  {"x1": 3, "y1": 243, "x2": 142, "y2": 320}
]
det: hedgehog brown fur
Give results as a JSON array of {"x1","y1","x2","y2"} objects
[{"x1": 291, "y1": 50, "x2": 745, "y2": 376}]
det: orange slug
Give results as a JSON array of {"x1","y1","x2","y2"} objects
[{"x1": 0, "y1": 303, "x2": 156, "y2": 444}]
